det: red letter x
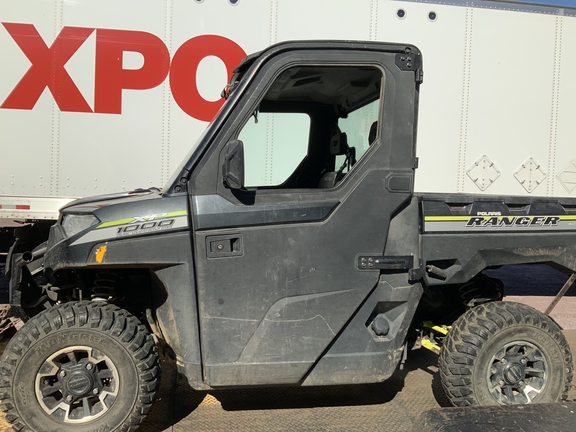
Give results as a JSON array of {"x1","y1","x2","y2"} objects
[{"x1": 1, "y1": 23, "x2": 94, "y2": 112}]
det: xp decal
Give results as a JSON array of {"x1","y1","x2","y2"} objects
[
  {"x1": 424, "y1": 214, "x2": 576, "y2": 232},
  {"x1": 69, "y1": 210, "x2": 188, "y2": 246},
  {"x1": 96, "y1": 211, "x2": 187, "y2": 229}
]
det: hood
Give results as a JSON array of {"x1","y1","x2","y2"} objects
[{"x1": 60, "y1": 188, "x2": 162, "y2": 213}]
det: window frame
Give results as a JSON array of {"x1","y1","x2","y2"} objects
[{"x1": 193, "y1": 52, "x2": 391, "y2": 204}]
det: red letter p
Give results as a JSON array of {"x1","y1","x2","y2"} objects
[{"x1": 95, "y1": 29, "x2": 170, "y2": 114}]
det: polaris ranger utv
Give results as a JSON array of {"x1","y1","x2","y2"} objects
[{"x1": 1, "y1": 41, "x2": 573, "y2": 431}]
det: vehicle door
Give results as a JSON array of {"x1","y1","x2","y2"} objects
[{"x1": 189, "y1": 46, "x2": 419, "y2": 386}]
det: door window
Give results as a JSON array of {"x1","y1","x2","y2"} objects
[
  {"x1": 236, "y1": 64, "x2": 384, "y2": 189},
  {"x1": 239, "y1": 113, "x2": 310, "y2": 187}
]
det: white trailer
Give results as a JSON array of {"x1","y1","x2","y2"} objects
[
  {"x1": 2, "y1": 3, "x2": 576, "y2": 428},
  {"x1": 0, "y1": 0, "x2": 575, "y2": 220}
]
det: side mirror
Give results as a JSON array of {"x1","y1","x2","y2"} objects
[{"x1": 222, "y1": 140, "x2": 245, "y2": 190}]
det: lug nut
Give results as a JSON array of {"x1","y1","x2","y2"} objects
[
  {"x1": 498, "y1": 380, "x2": 505, "y2": 387},
  {"x1": 500, "y1": 359, "x2": 507, "y2": 364},
  {"x1": 60, "y1": 371, "x2": 66, "y2": 377},
  {"x1": 93, "y1": 388, "x2": 99, "y2": 394},
  {"x1": 521, "y1": 358, "x2": 527, "y2": 364},
  {"x1": 86, "y1": 363, "x2": 93, "y2": 370},
  {"x1": 519, "y1": 380, "x2": 524, "y2": 386},
  {"x1": 66, "y1": 395, "x2": 73, "y2": 402}
]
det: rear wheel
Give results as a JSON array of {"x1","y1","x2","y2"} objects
[
  {"x1": 0, "y1": 301, "x2": 159, "y2": 431},
  {"x1": 439, "y1": 301, "x2": 573, "y2": 406}
]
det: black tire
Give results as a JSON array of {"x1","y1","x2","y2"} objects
[
  {"x1": 0, "y1": 301, "x2": 160, "y2": 431},
  {"x1": 439, "y1": 301, "x2": 573, "y2": 407}
]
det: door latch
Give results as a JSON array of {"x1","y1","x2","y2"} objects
[{"x1": 206, "y1": 234, "x2": 243, "y2": 258}]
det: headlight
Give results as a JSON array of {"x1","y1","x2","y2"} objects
[{"x1": 61, "y1": 214, "x2": 100, "y2": 238}]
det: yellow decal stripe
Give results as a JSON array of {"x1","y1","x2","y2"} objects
[
  {"x1": 98, "y1": 218, "x2": 137, "y2": 228},
  {"x1": 425, "y1": 215, "x2": 576, "y2": 222},
  {"x1": 425, "y1": 216, "x2": 472, "y2": 221},
  {"x1": 167, "y1": 210, "x2": 188, "y2": 218}
]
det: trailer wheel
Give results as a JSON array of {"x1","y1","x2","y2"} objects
[
  {"x1": 439, "y1": 301, "x2": 573, "y2": 406},
  {"x1": 0, "y1": 301, "x2": 159, "y2": 431}
]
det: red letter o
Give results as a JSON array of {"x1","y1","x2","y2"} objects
[{"x1": 169, "y1": 35, "x2": 246, "y2": 122}]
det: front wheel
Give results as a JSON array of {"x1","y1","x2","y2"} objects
[
  {"x1": 439, "y1": 301, "x2": 573, "y2": 406},
  {"x1": 0, "y1": 301, "x2": 160, "y2": 431}
]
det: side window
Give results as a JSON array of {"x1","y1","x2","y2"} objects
[
  {"x1": 236, "y1": 64, "x2": 383, "y2": 189},
  {"x1": 239, "y1": 113, "x2": 310, "y2": 187}
]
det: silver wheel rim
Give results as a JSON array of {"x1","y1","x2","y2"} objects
[
  {"x1": 35, "y1": 345, "x2": 119, "y2": 423},
  {"x1": 486, "y1": 340, "x2": 548, "y2": 404}
]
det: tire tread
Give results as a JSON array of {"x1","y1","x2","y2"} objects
[
  {"x1": 0, "y1": 301, "x2": 160, "y2": 432},
  {"x1": 439, "y1": 301, "x2": 573, "y2": 407}
]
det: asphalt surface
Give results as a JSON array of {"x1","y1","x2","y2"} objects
[{"x1": 0, "y1": 264, "x2": 573, "y2": 431}]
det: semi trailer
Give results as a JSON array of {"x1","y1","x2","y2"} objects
[{"x1": 1, "y1": 1, "x2": 576, "y2": 431}]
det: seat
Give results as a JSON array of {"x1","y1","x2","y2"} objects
[
  {"x1": 317, "y1": 171, "x2": 338, "y2": 188},
  {"x1": 369, "y1": 121, "x2": 378, "y2": 145},
  {"x1": 318, "y1": 131, "x2": 350, "y2": 188}
]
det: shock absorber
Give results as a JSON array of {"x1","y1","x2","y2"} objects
[{"x1": 91, "y1": 271, "x2": 123, "y2": 302}]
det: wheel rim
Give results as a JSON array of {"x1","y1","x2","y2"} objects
[
  {"x1": 35, "y1": 345, "x2": 119, "y2": 423},
  {"x1": 486, "y1": 340, "x2": 548, "y2": 404}
]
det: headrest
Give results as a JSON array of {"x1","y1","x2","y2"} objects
[
  {"x1": 329, "y1": 132, "x2": 349, "y2": 155},
  {"x1": 369, "y1": 121, "x2": 378, "y2": 144}
]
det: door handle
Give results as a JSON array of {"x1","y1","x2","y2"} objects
[{"x1": 206, "y1": 234, "x2": 243, "y2": 258}]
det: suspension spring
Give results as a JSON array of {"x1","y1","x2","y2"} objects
[{"x1": 91, "y1": 271, "x2": 123, "y2": 302}]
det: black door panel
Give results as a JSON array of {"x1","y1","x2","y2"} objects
[{"x1": 193, "y1": 170, "x2": 412, "y2": 385}]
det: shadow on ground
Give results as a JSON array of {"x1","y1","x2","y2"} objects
[{"x1": 139, "y1": 347, "x2": 449, "y2": 432}]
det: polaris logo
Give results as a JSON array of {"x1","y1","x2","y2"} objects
[{"x1": 465, "y1": 216, "x2": 561, "y2": 228}]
